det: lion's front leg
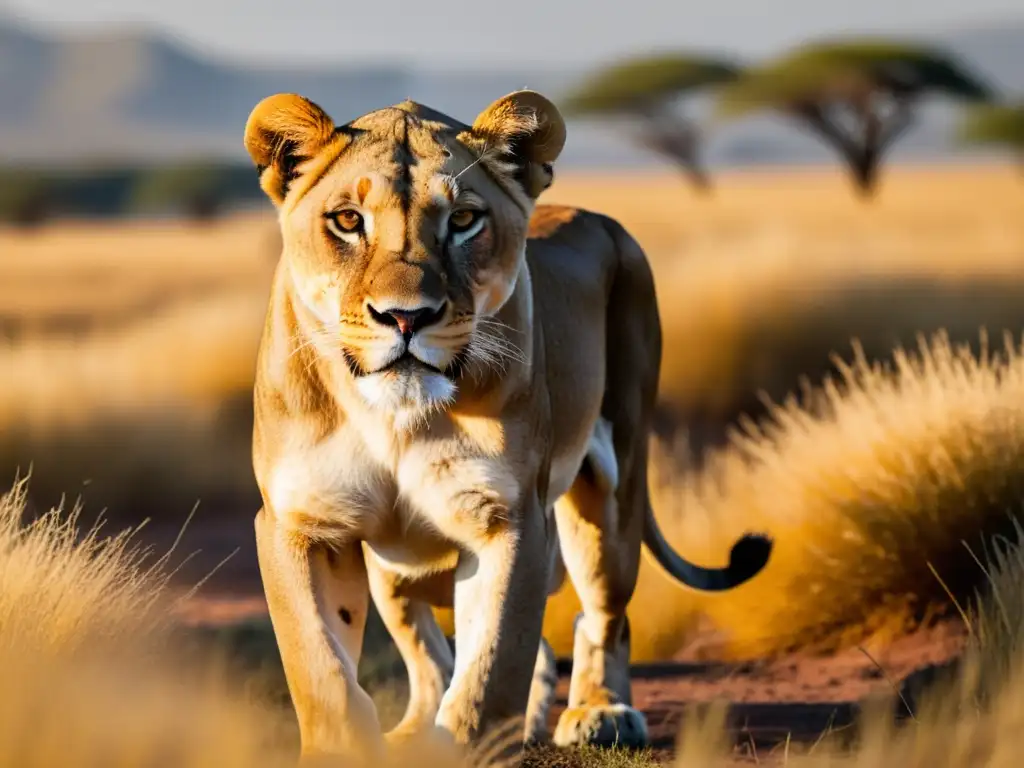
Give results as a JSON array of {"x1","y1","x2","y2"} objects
[
  {"x1": 434, "y1": 492, "x2": 550, "y2": 749},
  {"x1": 254, "y1": 507, "x2": 383, "y2": 762}
]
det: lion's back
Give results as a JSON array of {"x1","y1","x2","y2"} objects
[{"x1": 525, "y1": 204, "x2": 660, "y2": 463}]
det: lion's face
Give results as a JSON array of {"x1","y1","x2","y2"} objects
[
  {"x1": 245, "y1": 93, "x2": 565, "y2": 419},
  {"x1": 280, "y1": 111, "x2": 531, "y2": 415}
]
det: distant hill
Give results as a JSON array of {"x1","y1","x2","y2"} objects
[{"x1": 1, "y1": 15, "x2": 1023, "y2": 169}]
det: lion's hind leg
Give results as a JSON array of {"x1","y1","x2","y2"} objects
[
  {"x1": 550, "y1": 433, "x2": 649, "y2": 749},
  {"x1": 364, "y1": 555, "x2": 455, "y2": 746},
  {"x1": 524, "y1": 636, "x2": 559, "y2": 744}
]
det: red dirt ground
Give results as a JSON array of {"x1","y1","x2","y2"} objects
[
  {"x1": 625, "y1": 618, "x2": 963, "y2": 763},
  {"x1": 175, "y1": 587, "x2": 966, "y2": 766},
  {"x1": 154, "y1": 516, "x2": 967, "y2": 765}
]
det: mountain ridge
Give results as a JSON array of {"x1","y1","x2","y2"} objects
[{"x1": 1, "y1": 15, "x2": 1022, "y2": 168}]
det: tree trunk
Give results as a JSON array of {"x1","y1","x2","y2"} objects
[
  {"x1": 848, "y1": 149, "x2": 881, "y2": 199},
  {"x1": 186, "y1": 193, "x2": 222, "y2": 224},
  {"x1": 848, "y1": 104, "x2": 884, "y2": 200},
  {"x1": 635, "y1": 115, "x2": 713, "y2": 194},
  {"x1": 791, "y1": 100, "x2": 889, "y2": 202},
  {"x1": 13, "y1": 192, "x2": 51, "y2": 229},
  {"x1": 667, "y1": 153, "x2": 712, "y2": 194}
]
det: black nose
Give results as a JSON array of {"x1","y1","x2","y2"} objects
[{"x1": 368, "y1": 303, "x2": 446, "y2": 339}]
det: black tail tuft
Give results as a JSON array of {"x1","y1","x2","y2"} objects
[{"x1": 727, "y1": 533, "x2": 773, "y2": 587}]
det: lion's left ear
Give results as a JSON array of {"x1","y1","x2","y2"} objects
[{"x1": 467, "y1": 90, "x2": 566, "y2": 198}]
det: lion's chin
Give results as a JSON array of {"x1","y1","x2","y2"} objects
[{"x1": 354, "y1": 358, "x2": 456, "y2": 428}]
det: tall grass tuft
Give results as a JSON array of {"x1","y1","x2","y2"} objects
[
  {"x1": 0, "y1": 474, "x2": 171, "y2": 654},
  {"x1": 0, "y1": 479, "x2": 292, "y2": 768},
  {"x1": 638, "y1": 331, "x2": 1024, "y2": 659},
  {"x1": 777, "y1": 533, "x2": 1024, "y2": 768}
]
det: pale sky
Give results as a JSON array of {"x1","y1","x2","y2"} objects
[{"x1": 5, "y1": 0, "x2": 1024, "y2": 68}]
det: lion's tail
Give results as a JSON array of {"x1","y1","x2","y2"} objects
[
  {"x1": 641, "y1": 504, "x2": 772, "y2": 592},
  {"x1": 596, "y1": 211, "x2": 772, "y2": 592}
]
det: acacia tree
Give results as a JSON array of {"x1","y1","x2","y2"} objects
[
  {"x1": 716, "y1": 39, "x2": 993, "y2": 197},
  {"x1": 561, "y1": 53, "x2": 742, "y2": 192},
  {"x1": 958, "y1": 103, "x2": 1024, "y2": 172}
]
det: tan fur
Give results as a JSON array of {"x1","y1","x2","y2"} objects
[{"x1": 244, "y1": 89, "x2": 770, "y2": 761}]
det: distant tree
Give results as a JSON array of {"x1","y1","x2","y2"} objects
[
  {"x1": 716, "y1": 39, "x2": 994, "y2": 198},
  {"x1": 130, "y1": 161, "x2": 229, "y2": 223},
  {"x1": 0, "y1": 169, "x2": 54, "y2": 228},
  {"x1": 561, "y1": 53, "x2": 743, "y2": 192},
  {"x1": 958, "y1": 103, "x2": 1024, "y2": 172}
]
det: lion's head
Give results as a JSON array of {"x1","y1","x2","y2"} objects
[{"x1": 244, "y1": 91, "x2": 565, "y2": 421}]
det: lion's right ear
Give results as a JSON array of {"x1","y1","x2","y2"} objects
[{"x1": 244, "y1": 93, "x2": 339, "y2": 206}]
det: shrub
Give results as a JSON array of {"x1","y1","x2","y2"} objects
[{"x1": 657, "y1": 331, "x2": 1024, "y2": 658}]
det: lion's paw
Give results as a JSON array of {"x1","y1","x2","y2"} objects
[
  {"x1": 383, "y1": 725, "x2": 419, "y2": 748},
  {"x1": 552, "y1": 702, "x2": 649, "y2": 749},
  {"x1": 385, "y1": 723, "x2": 455, "y2": 749},
  {"x1": 382, "y1": 724, "x2": 463, "y2": 766}
]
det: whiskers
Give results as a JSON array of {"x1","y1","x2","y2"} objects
[
  {"x1": 454, "y1": 137, "x2": 495, "y2": 182},
  {"x1": 463, "y1": 316, "x2": 528, "y2": 381},
  {"x1": 285, "y1": 314, "x2": 528, "y2": 405},
  {"x1": 288, "y1": 322, "x2": 361, "y2": 377}
]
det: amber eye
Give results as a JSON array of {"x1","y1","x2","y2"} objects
[
  {"x1": 448, "y1": 209, "x2": 482, "y2": 234},
  {"x1": 326, "y1": 209, "x2": 364, "y2": 238}
]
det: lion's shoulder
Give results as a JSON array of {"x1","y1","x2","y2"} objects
[
  {"x1": 525, "y1": 204, "x2": 633, "y2": 288},
  {"x1": 527, "y1": 204, "x2": 613, "y2": 242}
]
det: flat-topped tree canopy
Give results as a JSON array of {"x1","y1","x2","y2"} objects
[
  {"x1": 959, "y1": 103, "x2": 1024, "y2": 151},
  {"x1": 713, "y1": 37, "x2": 994, "y2": 198},
  {"x1": 716, "y1": 39, "x2": 993, "y2": 117},
  {"x1": 561, "y1": 53, "x2": 743, "y2": 116},
  {"x1": 560, "y1": 52, "x2": 742, "y2": 193}
]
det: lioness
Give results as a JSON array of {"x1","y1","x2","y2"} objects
[{"x1": 244, "y1": 89, "x2": 772, "y2": 761}]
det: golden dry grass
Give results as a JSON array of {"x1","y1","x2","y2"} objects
[
  {"x1": 2, "y1": 165, "x2": 1022, "y2": 432},
  {"x1": 6, "y1": 459, "x2": 1024, "y2": 768},
  {"x1": 0, "y1": 479, "x2": 474, "y2": 768},
  {"x1": 0, "y1": 212, "x2": 275, "y2": 323},
  {"x1": 552, "y1": 165, "x2": 1024, "y2": 431},
  {"x1": 0, "y1": 291, "x2": 265, "y2": 430},
  {"x1": 3, "y1": 164, "x2": 1024, "y2": 663},
  {"x1": 613, "y1": 331, "x2": 1024, "y2": 659},
  {"x1": 0, "y1": 480, "x2": 294, "y2": 768},
  {"x1": 0, "y1": 476, "x2": 170, "y2": 654},
  {"x1": 767, "y1": 535, "x2": 1024, "y2": 768}
]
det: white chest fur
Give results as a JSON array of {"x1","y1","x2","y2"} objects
[
  {"x1": 265, "y1": 420, "x2": 521, "y2": 559},
  {"x1": 266, "y1": 426, "x2": 395, "y2": 541},
  {"x1": 265, "y1": 413, "x2": 617, "y2": 574}
]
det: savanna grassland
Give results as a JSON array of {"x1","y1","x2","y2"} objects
[
  {"x1": 7, "y1": 470, "x2": 1024, "y2": 768},
  {"x1": 3, "y1": 163, "x2": 1024, "y2": 765}
]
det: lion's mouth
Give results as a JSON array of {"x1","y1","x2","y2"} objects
[
  {"x1": 342, "y1": 348, "x2": 465, "y2": 380},
  {"x1": 378, "y1": 351, "x2": 441, "y2": 375}
]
